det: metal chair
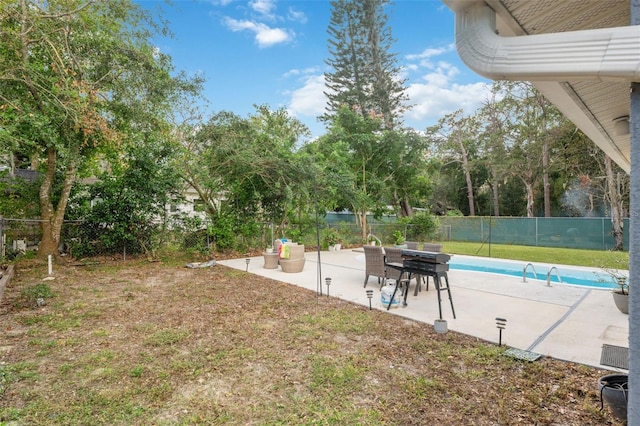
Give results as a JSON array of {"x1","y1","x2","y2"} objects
[
  {"x1": 385, "y1": 246, "x2": 425, "y2": 296},
  {"x1": 363, "y1": 245, "x2": 387, "y2": 288}
]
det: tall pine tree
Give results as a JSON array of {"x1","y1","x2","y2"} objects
[{"x1": 324, "y1": 0, "x2": 408, "y2": 130}]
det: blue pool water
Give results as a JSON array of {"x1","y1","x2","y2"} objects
[{"x1": 448, "y1": 256, "x2": 621, "y2": 290}]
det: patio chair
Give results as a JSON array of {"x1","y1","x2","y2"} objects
[
  {"x1": 418, "y1": 243, "x2": 443, "y2": 293},
  {"x1": 422, "y1": 243, "x2": 443, "y2": 252},
  {"x1": 280, "y1": 244, "x2": 306, "y2": 273},
  {"x1": 383, "y1": 247, "x2": 406, "y2": 280},
  {"x1": 274, "y1": 238, "x2": 294, "y2": 256},
  {"x1": 363, "y1": 245, "x2": 387, "y2": 288},
  {"x1": 385, "y1": 246, "x2": 425, "y2": 296},
  {"x1": 405, "y1": 241, "x2": 419, "y2": 250}
]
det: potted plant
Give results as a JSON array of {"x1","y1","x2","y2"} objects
[
  {"x1": 392, "y1": 230, "x2": 407, "y2": 248},
  {"x1": 324, "y1": 228, "x2": 339, "y2": 251},
  {"x1": 611, "y1": 273, "x2": 629, "y2": 314},
  {"x1": 367, "y1": 235, "x2": 377, "y2": 246},
  {"x1": 598, "y1": 265, "x2": 629, "y2": 314}
]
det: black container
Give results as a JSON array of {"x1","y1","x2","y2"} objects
[{"x1": 598, "y1": 374, "x2": 628, "y2": 421}]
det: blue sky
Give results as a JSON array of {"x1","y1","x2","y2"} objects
[{"x1": 138, "y1": 0, "x2": 491, "y2": 139}]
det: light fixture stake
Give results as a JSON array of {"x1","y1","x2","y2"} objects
[
  {"x1": 366, "y1": 289, "x2": 374, "y2": 310},
  {"x1": 496, "y1": 317, "x2": 507, "y2": 346}
]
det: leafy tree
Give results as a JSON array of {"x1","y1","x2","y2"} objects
[
  {"x1": 0, "y1": 0, "x2": 200, "y2": 257},
  {"x1": 0, "y1": 169, "x2": 40, "y2": 218},
  {"x1": 66, "y1": 133, "x2": 183, "y2": 257},
  {"x1": 558, "y1": 123, "x2": 628, "y2": 247},
  {"x1": 179, "y1": 105, "x2": 310, "y2": 244},
  {"x1": 502, "y1": 82, "x2": 564, "y2": 217},
  {"x1": 477, "y1": 82, "x2": 512, "y2": 217},
  {"x1": 298, "y1": 133, "x2": 356, "y2": 216},
  {"x1": 319, "y1": 106, "x2": 382, "y2": 240},
  {"x1": 427, "y1": 110, "x2": 481, "y2": 216},
  {"x1": 378, "y1": 128, "x2": 431, "y2": 217},
  {"x1": 324, "y1": 0, "x2": 408, "y2": 130}
]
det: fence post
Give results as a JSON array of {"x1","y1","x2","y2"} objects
[{"x1": 0, "y1": 216, "x2": 3, "y2": 259}]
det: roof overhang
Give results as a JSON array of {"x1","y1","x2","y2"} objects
[{"x1": 442, "y1": 0, "x2": 637, "y2": 173}]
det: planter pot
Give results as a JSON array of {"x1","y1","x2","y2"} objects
[
  {"x1": 334, "y1": 243, "x2": 341, "y2": 251},
  {"x1": 394, "y1": 244, "x2": 408, "y2": 249},
  {"x1": 369, "y1": 241, "x2": 376, "y2": 246},
  {"x1": 328, "y1": 245, "x2": 335, "y2": 251},
  {"x1": 598, "y1": 374, "x2": 628, "y2": 421},
  {"x1": 266, "y1": 248, "x2": 273, "y2": 254},
  {"x1": 612, "y1": 291, "x2": 629, "y2": 314},
  {"x1": 434, "y1": 319, "x2": 448, "y2": 334}
]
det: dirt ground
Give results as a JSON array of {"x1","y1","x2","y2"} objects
[{"x1": 0, "y1": 256, "x2": 625, "y2": 425}]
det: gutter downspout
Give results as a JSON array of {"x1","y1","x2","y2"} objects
[{"x1": 448, "y1": 1, "x2": 640, "y2": 82}]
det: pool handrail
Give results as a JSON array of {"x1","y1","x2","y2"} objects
[
  {"x1": 546, "y1": 266, "x2": 562, "y2": 287},
  {"x1": 522, "y1": 263, "x2": 538, "y2": 283}
]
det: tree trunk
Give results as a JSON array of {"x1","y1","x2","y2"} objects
[
  {"x1": 356, "y1": 207, "x2": 368, "y2": 242},
  {"x1": 491, "y1": 169, "x2": 500, "y2": 217},
  {"x1": 458, "y1": 142, "x2": 475, "y2": 216},
  {"x1": 38, "y1": 147, "x2": 76, "y2": 258},
  {"x1": 524, "y1": 181, "x2": 535, "y2": 218},
  {"x1": 464, "y1": 168, "x2": 475, "y2": 216},
  {"x1": 542, "y1": 140, "x2": 551, "y2": 217},
  {"x1": 605, "y1": 155, "x2": 624, "y2": 251},
  {"x1": 399, "y1": 197, "x2": 413, "y2": 217}
]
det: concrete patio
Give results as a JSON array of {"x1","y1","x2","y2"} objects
[{"x1": 218, "y1": 248, "x2": 629, "y2": 371}]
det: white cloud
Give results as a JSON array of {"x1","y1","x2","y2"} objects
[
  {"x1": 283, "y1": 43, "x2": 490, "y2": 135},
  {"x1": 404, "y1": 63, "x2": 491, "y2": 126},
  {"x1": 282, "y1": 67, "x2": 320, "y2": 78},
  {"x1": 282, "y1": 69, "x2": 301, "y2": 78},
  {"x1": 400, "y1": 44, "x2": 491, "y2": 127},
  {"x1": 287, "y1": 74, "x2": 328, "y2": 117},
  {"x1": 405, "y1": 44, "x2": 455, "y2": 61},
  {"x1": 249, "y1": 0, "x2": 276, "y2": 20},
  {"x1": 223, "y1": 17, "x2": 293, "y2": 47},
  {"x1": 205, "y1": 0, "x2": 233, "y2": 5},
  {"x1": 287, "y1": 7, "x2": 307, "y2": 24}
]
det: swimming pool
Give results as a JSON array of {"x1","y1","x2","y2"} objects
[{"x1": 448, "y1": 255, "x2": 621, "y2": 290}]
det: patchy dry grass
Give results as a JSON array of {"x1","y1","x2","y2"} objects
[{"x1": 0, "y1": 256, "x2": 623, "y2": 425}]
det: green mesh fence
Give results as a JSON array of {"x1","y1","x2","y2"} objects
[{"x1": 437, "y1": 217, "x2": 629, "y2": 251}]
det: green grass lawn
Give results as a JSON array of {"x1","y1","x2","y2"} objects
[{"x1": 440, "y1": 241, "x2": 628, "y2": 270}]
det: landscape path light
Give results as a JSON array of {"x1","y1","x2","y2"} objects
[
  {"x1": 496, "y1": 317, "x2": 507, "y2": 346},
  {"x1": 366, "y1": 289, "x2": 374, "y2": 310}
]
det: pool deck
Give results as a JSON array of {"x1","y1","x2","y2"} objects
[{"x1": 218, "y1": 248, "x2": 629, "y2": 371}]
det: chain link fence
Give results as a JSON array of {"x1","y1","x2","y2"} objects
[
  {"x1": 1, "y1": 215, "x2": 627, "y2": 261},
  {"x1": 437, "y1": 216, "x2": 629, "y2": 251},
  {"x1": 0, "y1": 217, "x2": 275, "y2": 260}
]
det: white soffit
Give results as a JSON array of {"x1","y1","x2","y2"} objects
[{"x1": 443, "y1": 0, "x2": 634, "y2": 173}]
